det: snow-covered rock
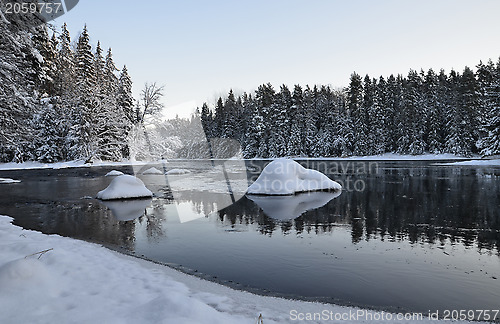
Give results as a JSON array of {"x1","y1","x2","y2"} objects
[
  {"x1": 0, "y1": 178, "x2": 20, "y2": 184},
  {"x1": 97, "y1": 175, "x2": 152, "y2": 200},
  {"x1": 247, "y1": 191, "x2": 341, "y2": 220},
  {"x1": 101, "y1": 199, "x2": 152, "y2": 221},
  {"x1": 166, "y1": 168, "x2": 191, "y2": 175},
  {"x1": 142, "y1": 167, "x2": 164, "y2": 175},
  {"x1": 105, "y1": 170, "x2": 124, "y2": 177},
  {"x1": 246, "y1": 158, "x2": 341, "y2": 195}
]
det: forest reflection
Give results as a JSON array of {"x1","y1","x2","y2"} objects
[{"x1": 204, "y1": 162, "x2": 500, "y2": 254}]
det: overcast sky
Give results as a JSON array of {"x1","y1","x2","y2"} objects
[{"x1": 53, "y1": 0, "x2": 500, "y2": 118}]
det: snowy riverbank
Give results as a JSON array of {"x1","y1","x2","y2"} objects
[
  {"x1": 0, "y1": 215, "x2": 489, "y2": 324},
  {"x1": 0, "y1": 154, "x2": 474, "y2": 171}
]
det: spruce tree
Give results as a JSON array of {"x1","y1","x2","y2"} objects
[
  {"x1": 118, "y1": 65, "x2": 135, "y2": 124},
  {"x1": 480, "y1": 58, "x2": 500, "y2": 156}
]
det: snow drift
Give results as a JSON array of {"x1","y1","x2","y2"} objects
[
  {"x1": 246, "y1": 158, "x2": 342, "y2": 195},
  {"x1": 97, "y1": 175, "x2": 152, "y2": 200}
]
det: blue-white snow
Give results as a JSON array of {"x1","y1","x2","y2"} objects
[
  {"x1": 96, "y1": 175, "x2": 153, "y2": 200},
  {"x1": 247, "y1": 158, "x2": 342, "y2": 195}
]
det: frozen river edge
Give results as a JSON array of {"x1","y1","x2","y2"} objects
[{"x1": 0, "y1": 215, "x2": 489, "y2": 324}]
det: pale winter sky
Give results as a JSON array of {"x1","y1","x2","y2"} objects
[{"x1": 53, "y1": 0, "x2": 500, "y2": 119}]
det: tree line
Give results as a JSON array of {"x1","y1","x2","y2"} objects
[
  {"x1": 2, "y1": 9, "x2": 499, "y2": 162},
  {"x1": 200, "y1": 60, "x2": 500, "y2": 158}
]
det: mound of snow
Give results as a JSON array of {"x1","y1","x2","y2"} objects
[
  {"x1": 142, "y1": 167, "x2": 164, "y2": 175},
  {"x1": 248, "y1": 191, "x2": 341, "y2": 220},
  {"x1": 97, "y1": 175, "x2": 152, "y2": 200},
  {"x1": 105, "y1": 170, "x2": 124, "y2": 177},
  {"x1": 0, "y1": 178, "x2": 20, "y2": 184},
  {"x1": 166, "y1": 168, "x2": 191, "y2": 175},
  {"x1": 246, "y1": 158, "x2": 341, "y2": 195},
  {"x1": 101, "y1": 199, "x2": 152, "y2": 221}
]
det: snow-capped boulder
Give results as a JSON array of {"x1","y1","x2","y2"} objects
[
  {"x1": 246, "y1": 158, "x2": 341, "y2": 195},
  {"x1": 105, "y1": 170, "x2": 124, "y2": 177},
  {"x1": 248, "y1": 191, "x2": 341, "y2": 220},
  {"x1": 142, "y1": 167, "x2": 163, "y2": 175},
  {"x1": 97, "y1": 175, "x2": 152, "y2": 200},
  {"x1": 166, "y1": 168, "x2": 191, "y2": 175}
]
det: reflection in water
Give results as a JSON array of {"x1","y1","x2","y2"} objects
[
  {"x1": 100, "y1": 198, "x2": 152, "y2": 221},
  {"x1": 1, "y1": 161, "x2": 500, "y2": 314},
  {"x1": 247, "y1": 191, "x2": 341, "y2": 220},
  {"x1": 216, "y1": 162, "x2": 500, "y2": 254}
]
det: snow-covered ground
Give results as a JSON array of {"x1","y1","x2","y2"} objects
[
  {"x1": 0, "y1": 159, "x2": 152, "y2": 171},
  {"x1": 440, "y1": 159, "x2": 500, "y2": 166},
  {"x1": 296, "y1": 153, "x2": 471, "y2": 161},
  {"x1": 0, "y1": 215, "x2": 488, "y2": 324},
  {"x1": 0, "y1": 154, "x2": 472, "y2": 171}
]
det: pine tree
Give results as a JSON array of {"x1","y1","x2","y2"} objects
[
  {"x1": 347, "y1": 73, "x2": 366, "y2": 155},
  {"x1": 32, "y1": 101, "x2": 64, "y2": 162},
  {"x1": 32, "y1": 24, "x2": 57, "y2": 96},
  {"x1": 70, "y1": 25, "x2": 98, "y2": 160},
  {"x1": 372, "y1": 77, "x2": 387, "y2": 154},
  {"x1": 480, "y1": 58, "x2": 500, "y2": 156},
  {"x1": 0, "y1": 8, "x2": 40, "y2": 162},
  {"x1": 54, "y1": 23, "x2": 75, "y2": 95},
  {"x1": 118, "y1": 65, "x2": 135, "y2": 124},
  {"x1": 244, "y1": 104, "x2": 263, "y2": 158},
  {"x1": 399, "y1": 70, "x2": 425, "y2": 154},
  {"x1": 423, "y1": 69, "x2": 444, "y2": 153}
]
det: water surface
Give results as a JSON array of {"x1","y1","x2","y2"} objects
[{"x1": 0, "y1": 160, "x2": 499, "y2": 318}]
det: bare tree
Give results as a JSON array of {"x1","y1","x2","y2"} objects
[{"x1": 138, "y1": 82, "x2": 165, "y2": 123}]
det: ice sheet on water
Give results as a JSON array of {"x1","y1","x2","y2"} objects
[{"x1": 0, "y1": 178, "x2": 20, "y2": 184}]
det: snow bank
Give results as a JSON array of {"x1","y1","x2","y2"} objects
[
  {"x1": 0, "y1": 178, "x2": 20, "y2": 184},
  {"x1": 0, "y1": 160, "x2": 150, "y2": 171},
  {"x1": 0, "y1": 215, "x2": 484, "y2": 324},
  {"x1": 105, "y1": 170, "x2": 124, "y2": 176},
  {"x1": 166, "y1": 168, "x2": 191, "y2": 175},
  {"x1": 248, "y1": 191, "x2": 341, "y2": 220},
  {"x1": 297, "y1": 153, "x2": 470, "y2": 161},
  {"x1": 142, "y1": 167, "x2": 164, "y2": 175},
  {"x1": 100, "y1": 199, "x2": 152, "y2": 221},
  {"x1": 96, "y1": 175, "x2": 152, "y2": 200},
  {"x1": 247, "y1": 158, "x2": 342, "y2": 195},
  {"x1": 441, "y1": 159, "x2": 500, "y2": 166}
]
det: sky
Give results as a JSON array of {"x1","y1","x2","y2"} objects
[{"x1": 52, "y1": 0, "x2": 500, "y2": 119}]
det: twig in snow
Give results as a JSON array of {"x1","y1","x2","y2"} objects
[{"x1": 25, "y1": 248, "x2": 53, "y2": 260}]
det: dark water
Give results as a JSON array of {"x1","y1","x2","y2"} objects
[{"x1": 1, "y1": 160, "x2": 499, "y2": 318}]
